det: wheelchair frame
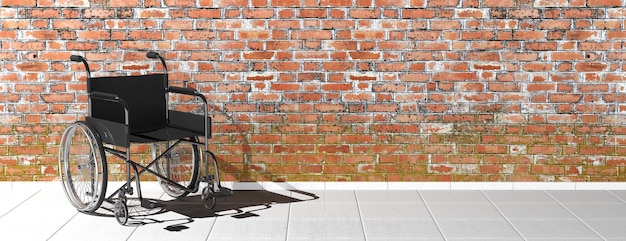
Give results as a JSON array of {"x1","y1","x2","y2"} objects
[{"x1": 58, "y1": 52, "x2": 232, "y2": 225}]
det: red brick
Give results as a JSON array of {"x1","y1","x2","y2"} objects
[
  {"x1": 428, "y1": 0, "x2": 458, "y2": 7},
  {"x1": 243, "y1": 9, "x2": 274, "y2": 18},
  {"x1": 349, "y1": 9, "x2": 381, "y2": 18},
  {"x1": 165, "y1": 0, "x2": 196, "y2": 6},
  {"x1": 456, "y1": 9, "x2": 485, "y2": 18},
  {"x1": 574, "y1": 62, "x2": 607, "y2": 72},
  {"x1": 108, "y1": 0, "x2": 140, "y2": 7},
  {"x1": 319, "y1": 0, "x2": 351, "y2": 6},
  {"x1": 587, "y1": 0, "x2": 622, "y2": 7},
  {"x1": 376, "y1": 0, "x2": 406, "y2": 7},
  {"x1": 16, "y1": 62, "x2": 49, "y2": 72},
  {"x1": 403, "y1": 9, "x2": 436, "y2": 19},
  {"x1": 528, "y1": 166, "x2": 561, "y2": 177},
  {"x1": 215, "y1": 0, "x2": 247, "y2": 6},
  {"x1": 483, "y1": 0, "x2": 514, "y2": 7},
  {"x1": 270, "y1": 0, "x2": 300, "y2": 6},
  {"x1": 534, "y1": 0, "x2": 568, "y2": 7},
  {"x1": 2, "y1": 0, "x2": 36, "y2": 6}
]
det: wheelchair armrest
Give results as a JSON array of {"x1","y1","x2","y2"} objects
[
  {"x1": 167, "y1": 86, "x2": 197, "y2": 95},
  {"x1": 91, "y1": 91, "x2": 121, "y2": 101},
  {"x1": 90, "y1": 91, "x2": 130, "y2": 125},
  {"x1": 166, "y1": 87, "x2": 208, "y2": 111},
  {"x1": 165, "y1": 87, "x2": 211, "y2": 139}
]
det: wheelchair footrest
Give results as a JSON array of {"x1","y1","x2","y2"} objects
[
  {"x1": 219, "y1": 187, "x2": 234, "y2": 197},
  {"x1": 141, "y1": 199, "x2": 162, "y2": 209}
]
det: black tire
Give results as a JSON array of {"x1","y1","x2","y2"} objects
[{"x1": 58, "y1": 122, "x2": 108, "y2": 212}]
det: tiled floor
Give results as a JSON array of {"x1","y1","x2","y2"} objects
[{"x1": 1, "y1": 182, "x2": 626, "y2": 240}]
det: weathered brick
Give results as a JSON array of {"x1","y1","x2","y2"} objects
[
  {"x1": 534, "y1": 0, "x2": 568, "y2": 7},
  {"x1": 587, "y1": 0, "x2": 622, "y2": 7},
  {"x1": 1, "y1": 0, "x2": 626, "y2": 183}
]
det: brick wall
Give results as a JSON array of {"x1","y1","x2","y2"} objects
[{"x1": 1, "y1": 0, "x2": 626, "y2": 182}]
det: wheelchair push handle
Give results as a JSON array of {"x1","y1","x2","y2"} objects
[
  {"x1": 70, "y1": 55, "x2": 84, "y2": 62},
  {"x1": 70, "y1": 55, "x2": 91, "y2": 78},
  {"x1": 146, "y1": 51, "x2": 160, "y2": 59},
  {"x1": 147, "y1": 51, "x2": 168, "y2": 76}
]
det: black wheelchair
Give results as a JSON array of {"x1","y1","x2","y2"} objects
[{"x1": 58, "y1": 52, "x2": 232, "y2": 225}]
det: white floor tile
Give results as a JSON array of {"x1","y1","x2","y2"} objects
[
  {"x1": 359, "y1": 203, "x2": 431, "y2": 219},
  {"x1": 437, "y1": 219, "x2": 523, "y2": 239},
  {"x1": 209, "y1": 239, "x2": 285, "y2": 241},
  {"x1": 289, "y1": 239, "x2": 365, "y2": 241},
  {"x1": 496, "y1": 203, "x2": 577, "y2": 219},
  {"x1": 362, "y1": 219, "x2": 444, "y2": 239},
  {"x1": 369, "y1": 239, "x2": 443, "y2": 241},
  {"x1": 355, "y1": 190, "x2": 423, "y2": 204},
  {"x1": 290, "y1": 203, "x2": 361, "y2": 220},
  {"x1": 428, "y1": 203, "x2": 503, "y2": 220},
  {"x1": 49, "y1": 212, "x2": 139, "y2": 241},
  {"x1": 548, "y1": 190, "x2": 625, "y2": 204},
  {"x1": 584, "y1": 220, "x2": 626, "y2": 239},
  {"x1": 447, "y1": 239, "x2": 524, "y2": 241},
  {"x1": 127, "y1": 197, "x2": 216, "y2": 241},
  {"x1": 525, "y1": 239, "x2": 602, "y2": 241},
  {"x1": 483, "y1": 190, "x2": 555, "y2": 203},
  {"x1": 0, "y1": 188, "x2": 78, "y2": 241},
  {"x1": 510, "y1": 220, "x2": 601, "y2": 239},
  {"x1": 291, "y1": 190, "x2": 356, "y2": 204},
  {"x1": 563, "y1": 203, "x2": 626, "y2": 220},
  {"x1": 420, "y1": 190, "x2": 490, "y2": 203},
  {"x1": 608, "y1": 190, "x2": 626, "y2": 202},
  {"x1": 287, "y1": 219, "x2": 365, "y2": 239},
  {"x1": 208, "y1": 218, "x2": 288, "y2": 239},
  {"x1": 3, "y1": 182, "x2": 626, "y2": 241},
  {"x1": 0, "y1": 189, "x2": 39, "y2": 217}
]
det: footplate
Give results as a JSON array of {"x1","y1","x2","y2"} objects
[{"x1": 140, "y1": 199, "x2": 162, "y2": 209}]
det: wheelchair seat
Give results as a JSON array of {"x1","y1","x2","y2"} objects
[{"x1": 86, "y1": 74, "x2": 208, "y2": 147}]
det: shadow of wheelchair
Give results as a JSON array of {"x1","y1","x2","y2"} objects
[{"x1": 87, "y1": 188, "x2": 319, "y2": 228}]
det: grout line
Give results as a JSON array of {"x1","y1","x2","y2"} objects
[
  {"x1": 353, "y1": 190, "x2": 368, "y2": 241},
  {"x1": 284, "y1": 191, "x2": 293, "y2": 241},
  {"x1": 417, "y1": 190, "x2": 448, "y2": 241},
  {"x1": 543, "y1": 190, "x2": 607, "y2": 241},
  {"x1": 47, "y1": 212, "x2": 80, "y2": 241},
  {"x1": 480, "y1": 190, "x2": 527, "y2": 241},
  {"x1": 0, "y1": 189, "x2": 41, "y2": 219},
  {"x1": 607, "y1": 190, "x2": 626, "y2": 203},
  {"x1": 204, "y1": 210, "x2": 217, "y2": 241}
]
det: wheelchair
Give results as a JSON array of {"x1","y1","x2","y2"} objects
[{"x1": 58, "y1": 52, "x2": 232, "y2": 225}]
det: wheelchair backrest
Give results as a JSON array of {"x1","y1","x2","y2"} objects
[{"x1": 88, "y1": 74, "x2": 167, "y2": 134}]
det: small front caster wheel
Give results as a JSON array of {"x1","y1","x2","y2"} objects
[
  {"x1": 114, "y1": 199, "x2": 129, "y2": 225},
  {"x1": 201, "y1": 186, "x2": 216, "y2": 210}
]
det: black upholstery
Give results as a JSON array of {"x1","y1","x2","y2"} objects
[
  {"x1": 85, "y1": 73, "x2": 207, "y2": 147},
  {"x1": 88, "y1": 74, "x2": 167, "y2": 134}
]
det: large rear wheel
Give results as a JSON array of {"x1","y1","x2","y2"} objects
[
  {"x1": 58, "y1": 122, "x2": 107, "y2": 212},
  {"x1": 151, "y1": 138, "x2": 200, "y2": 198}
]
